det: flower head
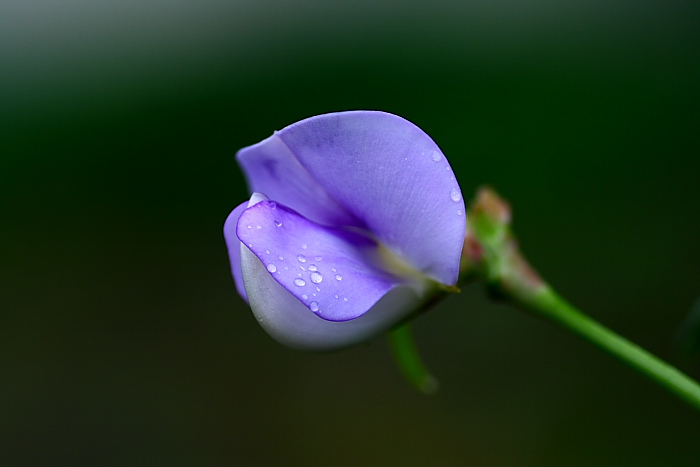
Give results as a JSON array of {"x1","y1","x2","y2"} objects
[{"x1": 224, "y1": 111, "x2": 465, "y2": 350}]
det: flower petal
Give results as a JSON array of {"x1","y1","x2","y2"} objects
[
  {"x1": 237, "y1": 203, "x2": 426, "y2": 351},
  {"x1": 223, "y1": 201, "x2": 249, "y2": 303},
  {"x1": 237, "y1": 111, "x2": 466, "y2": 285},
  {"x1": 242, "y1": 245, "x2": 425, "y2": 350},
  {"x1": 236, "y1": 198, "x2": 408, "y2": 322},
  {"x1": 236, "y1": 132, "x2": 363, "y2": 228}
]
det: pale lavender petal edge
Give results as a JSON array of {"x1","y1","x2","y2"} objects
[{"x1": 223, "y1": 202, "x2": 250, "y2": 303}]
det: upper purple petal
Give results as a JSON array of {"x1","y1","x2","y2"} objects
[
  {"x1": 237, "y1": 111, "x2": 466, "y2": 285},
  {"x1": 236, "y1": 132, "x2": 363, "y2": 229}
]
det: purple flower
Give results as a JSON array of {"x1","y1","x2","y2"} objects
[{"x1": 224, "y1": 111, "x2": 465, "y2": 350}]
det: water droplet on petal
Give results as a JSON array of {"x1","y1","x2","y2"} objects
[
  {"x1": 274, "y1": 220, "x2": 282, "y2": 227},
  {"x1": 302, "y1": 294, "x2": 308, "y2": 300},
  {"x1": 247, "y1": 225, "x2": 252, "y2": 229},
  {"x1": 310, "y1": 272, "x2": 323, "y2": 283},
  {"x1": 256, "y1": 225, "x2": 262, "y2": 229},
  {"x1": 450, "y1": 187, "x2": 462, "y2": 202},
  {"x1": 299, "y1": 265, "x2": 306, "y2": 271},
  {"x1": 301, "y1": 244, "x2": 308, "y2": 250},
  {"x1": 307, "y1": 264, "x2": 317, "y2": 272},
  {"x1": 278, "y1": 256, "x2": 284, "y2": 261},
  {"x1": 334, "y1": 294, "x2": 339, "y2": 299},
  {"x1": 309, "y1": 302, "x2": 319, "y2": 312},
  {"x1": 314, "y1": 256, "x2": 323, "y2": 262},
  {"x1": 431, "y1": 151, "x2": 442, "y2": 161},
  {"x1": 269, "y1": 202, "x2": 276, "y2": 209},
  {"x1": 294, "y1": 278, "x2": 306, "y2": 287},
  {"x1": 315, "y1": 286, "x2": 321, "y2": 292},
  {"x1": 266, "y1": 264, "x2": 277, "y2": 273},
  {"x1": 297, "y1": 254, "x2": 306, "y2": 263},
  {"x1": 265, "y1": 249, "x2": 270, "y2": 254},
  {"x1": 334, "y1": 274, "x2": 342, "y2": 281},
  {"x1": 343, "y1": 297, "x2": 348, "y2": 302}
]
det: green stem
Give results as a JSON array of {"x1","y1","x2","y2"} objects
[
  {"x1": 464, "y1": 186, "x2": 700, "y2": 410},
  {"x1": 388, "y1": 323, "x2": 439, "y2": 394},
  {"x1": 524, "y1": 285, "x2": 700, "y2": 410}
]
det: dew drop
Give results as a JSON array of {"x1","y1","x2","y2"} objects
[
  {"x1": 297, "y1": 254, "x2": 306, "y2": 263},
  {"x1": 457, "y1": 210, "x2": 463, "y2": 216},
  {"x1": 274, "y1": 220, "x2": 282, "y2": 227},
  {"x1": 299, "y1": 265, "x2": 306, "y2": 271},
  {"x1": 266, "y1": 264, "x2": 277, "y2": 273},
  {"x1": 307, "y1": 264, "x2": 318, "y2": 272},
  {"x1": 247, "y1": 225, "x2": 252, "y2": 229},
  {"x1": 278, "y1": 256, "x2": 284, "y2": 261},
  {"x1": 302, "y1": 294, "x2": 308, "y2": 300},
  {"x1": 315, "y1": 286, "x2": 321, "y2": 292},
  {"x1": 247, "y1": 243, "x2": 253, "y2": 247},
  {"x1": 431, "y1": 151, "x2": 442, "y2": 162},
  {"x1": 294, "y1": 278, "x2": 306, "y2": 287},
  {"x1": 265, "y1": 249, "x2": 270, "y2": 255},
  {"x1": 450, "y1": 187, "x2": 462, "y2": 202},
  {"x1": 334, "y1": 294, "x2": 339, "y2": 299},
  {"x1": 309, "y1": 302, "x2": 319, "y2": 312},
  {"x1": 310, "y1": 272, "x2": 323, "y2": 283},
  {"x1": 334, "y1": 274, "x2": 342, "y2": 281},
  {"x1": 269, "y1": 202, "x2": 277, "y2": 209},
  {"x1": 301, "y1": 244, "x2": 308, "y2": 250},
  {"x1": 256, "y1": 225, "x2": 262, "y2": 229},
  {"x1": 314, "y1": 256, "x2": 323, "y2": 262},
  {"x1": 343, "y1": 297, "x2": 348, "y2": 302},
  {"x1": 331, "y1": 267, "x2": 337, "y2": 272}
]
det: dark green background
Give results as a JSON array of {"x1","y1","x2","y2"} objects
[{"x1": 2, "y1": 1, "x2": 699, "y2": 465}]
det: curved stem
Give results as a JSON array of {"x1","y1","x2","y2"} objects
[
  {"x1": 388, "y1": 323, "x2": 439, "y2": 394},
  {"x1": 464, "y1": 186, "x2": 700, "y2": 410},
  {"x1": 521, "y1": 286, "x2": 700, "y2": 410}
]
